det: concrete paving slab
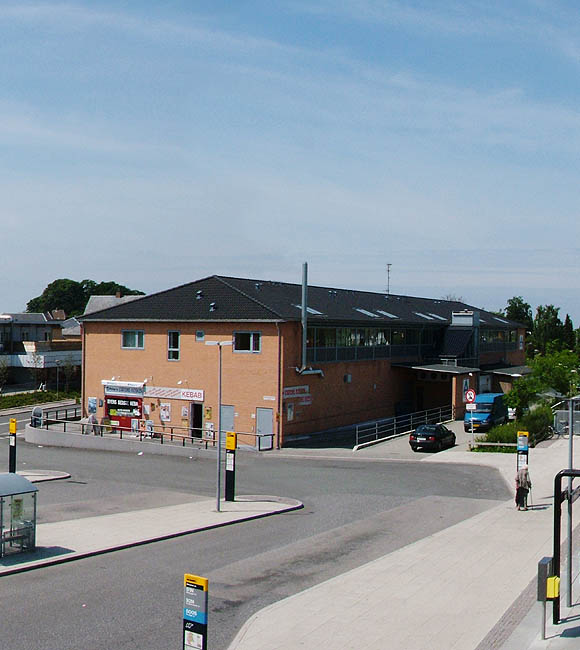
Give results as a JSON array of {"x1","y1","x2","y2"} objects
[
  {"x1": 228, "y1": 437, "x2": 580, "y2": 650},
  {"x1": 0, "y1": 495, "x2": 302, "y2": 576}
]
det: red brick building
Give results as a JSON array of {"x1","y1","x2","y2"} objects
[{"x1": 79, "y1": 275, "x2": 526, "y2": 448}]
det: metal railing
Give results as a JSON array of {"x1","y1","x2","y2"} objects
[
  {"x1": 355, "y1": 404, "x2": 454, "y2": 448},
  {"x1": 29, "y1": 412, "x2": 274, "y2": 451}
]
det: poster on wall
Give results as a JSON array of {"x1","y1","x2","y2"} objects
[
  {"x1": 462, "y1": 378, "x2": 470, "y2": 400},
  {"x1": 160, "y1": 403, "x2": 171, "y2": 422},
  {"x1": 87, "y1": 397, "x2": 97, "y2": 414}
]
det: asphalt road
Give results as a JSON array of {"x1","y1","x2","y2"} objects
[{"x1": 0, "y1": 434, "x2": 511, "y2": 650}]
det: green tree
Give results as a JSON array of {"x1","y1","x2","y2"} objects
[
  {"x1": 504, "y1": 296, "x2": 533, "y2": 331},
  {"x1": 563, "y1": 314, "x2": 575, "y2": 350},
  {"x1": 531, "y1": 305, "x2": 564, "y2": 355},
  {"x1": 27, "y1": 279, "x2": 87, "y2": 315},
  {"x1": 0, "y1": 357, "x2": 9, "y2": 393},
  {"x1": 27, "y1": 279, "x2": 144, "y2": 317},
  {"x1": 503, "y1": 376, "x2": 541, "y2": 419},
  {"x1": 530, "y1": 348, "x2": 579, "y2": 396}
]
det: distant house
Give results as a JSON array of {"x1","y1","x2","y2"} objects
[
  {"x1": 0, "y1": 312, "x2": 81, "y2": 389},
  {"x1": 79, "y1": 274, "x2": 526, "y2": 447}
]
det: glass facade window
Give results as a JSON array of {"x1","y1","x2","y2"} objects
[
  {"x1": 168, "y1": 331, "x2": 180, "y2": 361},
  {"x1": 234, "y1": 331, "x2": 261, "y2": 353},
  {"x1": 121, "y1": 330, "x2": 144, "y2": 349}
]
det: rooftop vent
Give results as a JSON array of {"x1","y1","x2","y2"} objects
[
  {"x1": 255, "y1": 283, "x2": 262, "y2": 291},
  {"x1": 196, "y1": 290, "x2": 203, "y2": 300},
  {"x1": 209, "y1": 302, "x2": 216, "y2": 312}
]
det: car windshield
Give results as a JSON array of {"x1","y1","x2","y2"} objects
[
  {"x1": 415, "y1": 425, "x2": 437, "y2": 434},
  {"x1": 475, "y1": 404, "x2": 493, "y2": 412}
]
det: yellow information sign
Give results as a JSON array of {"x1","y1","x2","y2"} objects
[
  {"x1": 9, "y1": 418, "x2": 17, "y2": 434},
  {"x1": 226, "y1": 431, "x2": 237, "y2": 450},
  {"x1": 547, "y1": 576, "x2": 560, "y2": 599},
  {"x1": 184, "y1": 574, "x2": 208, "y2": 591}
]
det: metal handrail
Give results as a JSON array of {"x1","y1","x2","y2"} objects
[
  {"x1": 355, "y1": 404, "x2": 454, "y2": 448},
  {"x1": 29, "y1": 413, "x2": 273, "y2": 450}
]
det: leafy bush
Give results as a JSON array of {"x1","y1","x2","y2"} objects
[
  {"x1": 483, "y1": 405, "x2": 553, "y2": 447},
  {"x1": 521, "y1": 405, "x2": 553, "y2": 444},
  {"x1": 482, "y1": 422, "x2": 518, "y2": 444},
  {"x1": 0, "y1": 390, "x2": 80, "y2": 410}
]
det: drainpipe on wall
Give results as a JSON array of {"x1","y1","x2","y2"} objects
[{"x1": 276, "y1": 322, "x2": 282, "y2": 449}]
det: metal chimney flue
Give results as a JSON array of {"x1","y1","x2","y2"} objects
[{"x1": 301, "y1": 262, "x2": 308, "y2": 371}]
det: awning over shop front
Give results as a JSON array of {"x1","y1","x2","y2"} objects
[{"x1": 394, "y1": 363, "x2": 480, "y2": 375}]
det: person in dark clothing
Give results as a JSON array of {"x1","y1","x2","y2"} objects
[{"x1": 515, "y1": 465, "x2": 532, "y2": 510}]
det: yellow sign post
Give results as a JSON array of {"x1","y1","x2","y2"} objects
[
  {"x1": 9, "y1": 418, "x2": 17, "y2": 472},
  {"x1": 225, "y1": 431, "x2": 237, "y2": 501},
  {"x1": 183, "y1": 574, "x2": 208, "y2": 649}
]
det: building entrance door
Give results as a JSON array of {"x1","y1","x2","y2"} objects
[
  {"x1": 256, "y1": 407, "x2": 273, "y2": 443},
  {"x1": 190, "y1": 403, "x2": 203, "y2": 438},
  {"x1": 220, "y1": 405, "x2": 235, "y2": 434}
]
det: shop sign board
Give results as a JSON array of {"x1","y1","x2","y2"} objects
[
  {"x1": 146, "y1": 386, "x2": 204, "y2": 401},
  {"x1": 102, "y1": 381, "x2": 145, "y2": 397},
  {"x1": 283, "y1": 385, "x2": 309, "y2": 399}
]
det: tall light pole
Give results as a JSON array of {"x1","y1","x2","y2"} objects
[{"x1": 205, "y1": 340, "x2": 232, "y2": 512}]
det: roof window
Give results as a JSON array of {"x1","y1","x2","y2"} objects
[
  {"x1": 294, "y1": 304, "x2": 324, "y2": 315},
  {"x1": 355, "y1": 308, "x2": 379, "y2": 318}
]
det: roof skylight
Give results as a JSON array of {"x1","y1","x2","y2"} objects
[
  {"x1": 294, "y1": 304, "x2": 324, "y2": 315},
  {"x1": 494, "y1": 317, "x2": 509, "y2": 324},
  {"x1": 376, "y1": 310, "x2": 398, "y2": 318},
  {"x1": 355, "y1": 308, "x2": 379, "y2": 318},
  {"x1": 427, "y1": 313, "x2": 447, "y2": 321},
  {"x1": 414, "y1": 312, "x2": 434, "y2": 320}
]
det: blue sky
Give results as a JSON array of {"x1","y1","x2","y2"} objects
[{"x1": 2, "y1": 1, "x2": 580, "y2": 323}]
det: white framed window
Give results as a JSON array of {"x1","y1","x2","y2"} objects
[
  {"x1": 234, "y1": 331, "x2": 261, "y2": 353},
  {"x1": 121, "y1": 330, "x2": 144, "y2": 349},
  {"x1": 168, "y1": 331, "x2": 180, "y2": 360}
]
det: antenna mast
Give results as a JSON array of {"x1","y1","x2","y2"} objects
[{"x1": 386, "y1": 263, "x2": 392, "y2": 297}]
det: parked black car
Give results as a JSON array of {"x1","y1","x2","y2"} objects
[{"x1": 409, "y1": 424, "x2": 456, "y2": 452}]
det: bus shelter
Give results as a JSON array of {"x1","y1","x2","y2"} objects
[{"x1": 0, "y1": 473, "x2": 37, "y2": 558}]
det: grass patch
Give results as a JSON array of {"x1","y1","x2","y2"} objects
[
  {"x1": 472, "y1": 445, "x2": 517, "y2": 453},
  {"x1": 0, "y1": 390, "x2": 80, "y2": 410}
]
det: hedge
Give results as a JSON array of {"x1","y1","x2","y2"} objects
[
  {"x1": 481, "y1": 405, "x2": 553, "y2": 447},
  {"x1": 0, "y1": 390, "x2": 80, "y2": 410}
]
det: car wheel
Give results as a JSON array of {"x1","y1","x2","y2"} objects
[{"x1": 435, "y1": 441, "x2": 443, "y2": 452}]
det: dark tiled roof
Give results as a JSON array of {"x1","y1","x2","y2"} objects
[{"x1": 79, "y1": 275, "x2": 523, "y2": 328}]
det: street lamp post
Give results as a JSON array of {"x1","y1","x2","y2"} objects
[{"x1": 205, "y1": 340, "x2": 232, "y2": 512}]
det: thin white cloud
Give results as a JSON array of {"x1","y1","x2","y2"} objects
[
  {"x1": 287, "y1": 0, "x2": 580, "y2": 67},
  {"x1": 0, "y1": 2, "x2": 316, "y2": 60}
]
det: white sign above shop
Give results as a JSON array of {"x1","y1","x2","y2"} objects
[{"x1": 145, "y1": 386, "x2": 204, "y2": 401}]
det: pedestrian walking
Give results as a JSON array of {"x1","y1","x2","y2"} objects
[{"x1": 515, "y1": 465, "x2": 532, "y2": 511}]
